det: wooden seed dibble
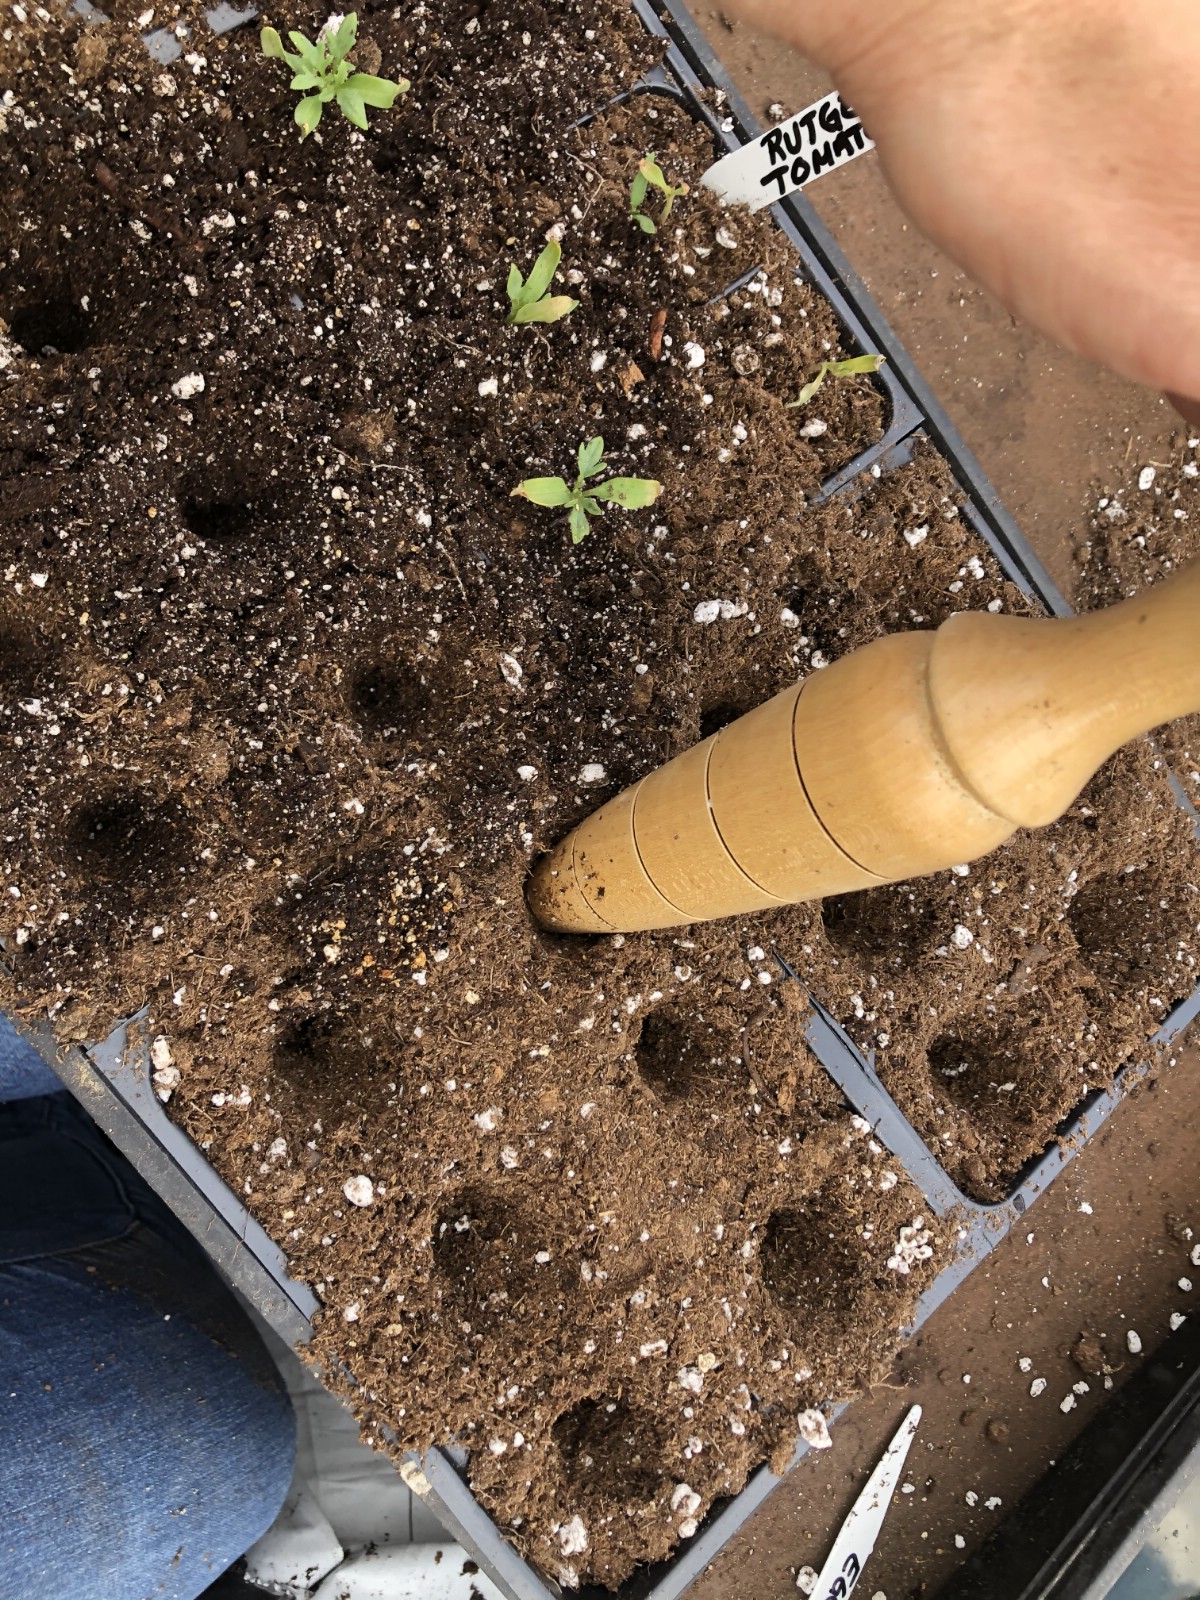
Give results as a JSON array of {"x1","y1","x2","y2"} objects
[{"x1": 528, "y1": 560, "x2": 1200, "y2": 935}]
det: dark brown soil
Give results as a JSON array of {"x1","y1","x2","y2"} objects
[
  {"x1": 1078, "y1": 437, "x2": 1200, "y2": 806},
  {"x1": 778, "y1": 734, "x2": 1200, "y2": 1203},
  {"x1": 1, "y1": 0, "x2": 1197, "y2": 1588}
]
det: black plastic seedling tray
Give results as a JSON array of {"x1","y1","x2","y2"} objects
[{"x1": 13, "y1": 4, "x2": 1200, "y2": 1599}]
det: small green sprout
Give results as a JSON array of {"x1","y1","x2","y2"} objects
[
  {"x1": 261, "y1": 12, "x2": 409, "y2": 140},
  {"x1": 512, "y1": 436, "x2": 661, "y2": 544},
  {"x1": 506, "y1": 241, "x2": 579, "y2": 326},
  {"x1": 630, "y1": 152, "x2": 689, "y2": 236},
  {"x1": 787, "y1": 354, "x2": 886, "y2": 407}
]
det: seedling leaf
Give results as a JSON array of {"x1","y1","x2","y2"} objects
[
  {"x1": 337, "y1": 85, "x2": 367, "y2": 128},
  {"x1": 513, "y1": 436, "x2": 660, "y2": 546},
  {"x1": 261, "y1": 25, "x2": 289, "y2": 57},
  {"x1": 510, "y1": 294, "x2": 579, "y2": 326},
  {"x1": 569, "y1": 504, "x2": 592, "y2": 544},
  {"x1": 328, "y1": 11, "x2": 358, "y2": 60},
  {"x1": 505, "y1": 241, "x2": 578, "y2": 326},
  {"x1": 345, "y1": 71, "x2": 408, "y2": 106},
  {"x1": 787, "y1": 353, "x2": 886, "y2": 407},
  {"x1": 592, "y1": 477, "x2": 662, "y2": 509},
  {"x1": 523, "y1": 241, "x2": 561, "y2": 305},
  {"x1": 512, "y1": 477, "x2": 573, "y2": 508},
  {"x1": 577, "y1": 436, "x2": 606, "y2": 479},
  {"x1": 295, "y1": 93, "x2": 325, "y2": 135}
]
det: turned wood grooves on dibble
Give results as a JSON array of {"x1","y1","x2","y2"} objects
[{"x1": 7, "y1": 3, "x2": 1200, "y2": 1600}]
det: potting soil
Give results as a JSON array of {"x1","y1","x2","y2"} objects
[
  {"x1": 2, "y1": 0, "x2": 1198, "y2": 1586},
  {"x1": 1079, "y1": 443, "x2": 1200, "y2": 809}
]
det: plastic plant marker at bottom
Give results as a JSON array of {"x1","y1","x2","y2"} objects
[{"x1": 807, "y1": 1406, "x2": 922, "y2": 1600}]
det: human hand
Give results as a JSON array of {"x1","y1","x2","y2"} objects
[{"x1": 720, "y1": 0, "x2": 1200, "y2": 416}]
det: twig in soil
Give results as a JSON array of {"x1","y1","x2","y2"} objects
[
  {"x1": 649, "y1": 307, "x2": 668, "y2": 362},
  {"x1": 433, "y1": 332, "x2": 484, "y2": 359},
  {"x1": 94, "y1": 163, "x2": 207, "y2": 259},
  {"x1": 434, "y1": 539, "x2": 470, "y2": 607},
  {"x1": 564, "y1": 151, "x2": 607, "y2": 224},
  {"x1": 742, "y1": 1028, "x2": 776, "y2": 1107}
]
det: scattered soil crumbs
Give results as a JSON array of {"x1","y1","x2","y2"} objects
[
  {"x1": 0, "y1": 0, "x2": 1193, "y2": 1585},
  {"x1": 1078, "y1": 433, "x2": 1200, "y2": 807}
]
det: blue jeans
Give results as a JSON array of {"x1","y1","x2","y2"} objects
[{"x1": 0, "y1": 1016, "x2": 296, "y2": 1598}]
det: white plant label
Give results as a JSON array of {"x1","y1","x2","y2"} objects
[
  {"x1": 702, "y1": 91, "x2": 874, "y2": 212},
  {"x1": 807, "y1": 1405, "x2": 921, "y2": 1600}
]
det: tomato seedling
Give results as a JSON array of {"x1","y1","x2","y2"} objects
[
  {"x1": 787, "y1": 353, "x2": 885, "y2": 407},
  {"x1": 261, "y1": 12, "x2": 409, "y2": 139},
  {"x1": 506, "y1": 241, "x2": 579, "y2": 326},
  {"x1": 630, "y1": 152, "x2": 689, "y2": 236},
  {"x1": 513, "y1": 436, "x2": 661, "y2": 544}
]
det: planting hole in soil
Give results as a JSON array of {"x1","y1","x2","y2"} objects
[
  {"x1": 927, "y1": 1026, "x2": 1025, "y2": 1114},
  {"x1": 347, "y1": 660, "x2": 436, "y2": 743},
  {"x1": 6, "y1": 289, "x2": 95, "y2": 358},
  {"x1": 761, "y1": 1184, "x2": 921, "y2": 1337},
  {"x1": 3, "y1": 0, "x2": 1199, "y2": 1588},
  {"x1": 60, "y1": 792, "x2": 195, "y2": 901},
  {"x1": 0, "y1": 613, "x2": 58, "y2": 703},
  {"x1": 552, "y1": 1396, "x2": 673, "y2": 1504},
  {"x1": 272, "y1": 1010, "x2": 390, "y2": 1123},
  {"x1": 634, "y1": 1006, "x2": 725, "y2": 1101},
  {"x1": 1068, "y1": 866, "x2": 1192, "y2": 987},
  {"x1": 697, "y1": 699, "x2": 749, "y2": 740},
  {"x1": 820, "y1": 886, "x2": 944, "y2": 969},
  {"x1": 431, "y1": 1183, "x2": 580, "y2": 1339}
]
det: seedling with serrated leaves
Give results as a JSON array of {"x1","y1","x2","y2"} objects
[
  {"x1": 261, "y1": 12, "x2": 409, "y2": 139},
  {"x1": 512, "y1": 436, "x2": 661, "y2": 544},
  {"x1": 506, "y1": 242, "x2": 578, "y2": 326},
  {"x1": 630, "y1": 152, "x2": 689, "y2": 236},
  {"x1": 787, "y1": 353, "x2": 885, "y2": 407}
]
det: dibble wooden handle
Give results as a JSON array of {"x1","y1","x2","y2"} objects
[{"x1": 528, "y1": 561, "x2": 1200, "y2": 934}]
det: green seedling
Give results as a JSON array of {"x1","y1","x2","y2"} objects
[
  {"x1": 630, "y1": 152, "x2": 689, "y2": 235},
  {"x1": 512, "y1": 436, "x2": 661, "y2": 544},
  {"x1": 787, "y1": 353, "x2": 886, "y2": 407},
  {"x1": 261, "y1": 12, "x2": 409, "y2": 139},
  {"x1": 506, "y1": 241, "x2": 578, "y2": 326}
]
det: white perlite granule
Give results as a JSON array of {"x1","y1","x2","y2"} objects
[
  {"x1": 556, "y1": 1516, "x2": 588, "y2": 1556},
  {"x1": 171, "y1": 372, "x2": 205, "y2": 399},
  {"x1": 887, "y1": 1217, "x2": 934, "y2": 1274},
  {"x1": 343, "y1": 1175, "x2": 375, "y2": 1207},
  {"x1": 797, "y1": 1409, "x2": 832, "y2": 1450}
]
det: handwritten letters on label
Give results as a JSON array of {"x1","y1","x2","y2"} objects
[
  {"x1": 702, "y1": 90, "x2": 875, "y2": 211},
  {"x1": 759, "y1": 92, "x2": 873, "y2": 199}
]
